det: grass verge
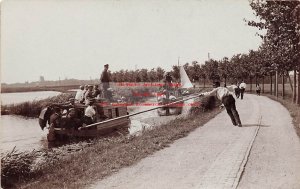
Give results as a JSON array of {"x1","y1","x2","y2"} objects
[
  {"x1": 264, "y1": 94, "x2": 300, "y2": 137},
  {"x1": 5, "y1": 103, "x2": 221, "y2": 189}
]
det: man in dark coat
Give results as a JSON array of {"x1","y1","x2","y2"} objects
[
  {"x1": 93, "y1": 84, "x2": 101, "y2": 98},
  {"x1": 100, "y1": 64, "x2": 110, "y2": 99}
]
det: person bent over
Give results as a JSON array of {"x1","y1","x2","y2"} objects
[
  {"x1": 47, "y1": 106, "x2": 62, "y2": 141},
  {"x1": 199, "y1": 81, "x2": 242, "y2": 127}
]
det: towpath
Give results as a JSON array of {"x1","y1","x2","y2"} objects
[{"x1": 89, "y1": 94, "x2": 300, "y2": 189}]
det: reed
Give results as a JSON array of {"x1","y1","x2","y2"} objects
[
  {"x1": 1, "y1": 93, "x2": 73, "y2": 117},
  {"x1": 1, "y1": 148, "x2": 40, "y2": 188}
]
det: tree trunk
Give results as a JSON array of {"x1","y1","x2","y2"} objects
[
  {"x1": 262, "y1": 76, "x2": 265, "y2": 93},
  {"x1": 282, "y1": 73, "x2": 285, "y2": 99},
  {"x1": 255, "y1": 75, "x2": 258, "y2": 86},
  {"x1": 274, "y1": 73, "x2": 276, "y2": 96},
  {"x1": 293, "y1": 70, "x2": 297, "y2": 103},
  {"x1": 287, "y1": 70, "x2": 293, "y2": 92},
  {"x1": 297, "y1": 70, "x2": 300, "y2": 105},
  {"x1": 276, "y1": 70, "x2": 278, "y2": 98},
  {"x1": 204, "y1": 78, "x2": 206, "y2": 88},
  {"x1": 270, "y1": 74, "x2": 273, "y2": 95},
  {"x1": 250, "y1": 77, "x2": 252, "y2": 92}
]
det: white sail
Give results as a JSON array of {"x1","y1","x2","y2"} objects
[{"x1": 180, "y1": 66, "x2": 193, "y2": 88}]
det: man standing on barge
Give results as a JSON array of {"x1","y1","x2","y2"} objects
[{"x1": 100, "y1": 64, "x2": 111, "y2": 99}]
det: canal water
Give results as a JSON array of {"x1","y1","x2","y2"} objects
[
  {"x1": 1, "y1": 91, "x2": 61, "y2": 153},
  {"x1": 1, "y1": 115, "x2": 48, "y2": 152},
  {"x1": 1, "y1": 91, "x2": 61, "y2": 105}
]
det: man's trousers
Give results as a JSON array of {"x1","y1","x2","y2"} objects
[{"x1": 222, "y1": 95, "x2": 242, "y2": 126}]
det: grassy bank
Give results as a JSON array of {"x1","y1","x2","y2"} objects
[
  {"x1": 2, "y1": 97, "x2": 221, "y2": 189},
  {"x1": 265, "y1": 94, "x2": 300, "y2": 137}
]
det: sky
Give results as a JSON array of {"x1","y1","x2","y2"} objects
[{"x1": 1, "y1": 0, "x2": 262, "y2": 84}]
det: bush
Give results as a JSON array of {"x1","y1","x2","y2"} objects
[
  {"x1": 190, "y1": 96, "x2": 220, "y2": 114},
  {"x1": 1, "y1": 141, "x2": 91, "y2": 189},
  {"x1": 1, "y1": 148, "x2": 40, "y2": 188}
]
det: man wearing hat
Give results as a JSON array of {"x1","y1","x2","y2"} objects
[
  {"x1": 199, "y1": 81, "x2": 242, "y2": 127},
  {"x1": 100, "y1": 64, "x2": 110, "y2": 99},
  {"x1": 83, "y1": 99, "x2": 96, "y2": 125},
  {"x1": 49, "y1": 106, "x2": 62, "y2": 128},
  {"x1": 85, "y1": 85, "x2": 94, "y2": 105},
  {"x1": 239, "y1": 80, "x2": 247, "y2": 100},
  {"x1": 92, "y1": 84, "x2": 101, "y2": 98},
  {"x1": 65, "y1": 108, "x2": 82, "y2": 130},
  {"x1": 75, "y1": 85, "x2": 85, "y2": 103}
]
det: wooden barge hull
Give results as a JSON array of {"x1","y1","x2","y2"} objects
[
  {"x1": 44, "y1": 103, "x2": 130, "y2": 141},
  {"x1": 52, "y1": 118, "x2": 130, "y2": 139}
]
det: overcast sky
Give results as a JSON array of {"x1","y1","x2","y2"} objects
[{"x1": 1, "y1": 0, "x2": 262, "y2": 84}]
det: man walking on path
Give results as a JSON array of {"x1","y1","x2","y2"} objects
[
  {"x1": 100, "y1": 64, "x2": 110, "y2": 99},
  {"x1": 256, "y1": 84, "x2": 261, "y2": 96},
  {"x1": 200, "y1": 81, "x2": 242, "y2": 127},
  {"x1": 231, "y1": 83, "x2": 240, "y2": 98},
  {"x1": 239, "y1": 81, "x2": 246, "y2": 100}
]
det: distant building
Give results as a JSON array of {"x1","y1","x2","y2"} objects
[
  {"x1": 39, "y1": 76, "x2": 45, "y2": 82},
  {"x1": 38, "y1": 76, "x2": 45, "y2": 86}
]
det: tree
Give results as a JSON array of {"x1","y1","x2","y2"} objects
[
  {"x1": 248, "y1": 0, "x2": 300, "y2": 103},
  {"x1": 202, "y1": 59, "x2": 220, "y2": 82},
  {"x1": 190, "y1": 61, "x2": 201, "y2": 82},
  {"x1": 139, "y1": 69, "x2": 149, "y2": 82},
  {"x1": 171, "y1": 65, "x2": 180, "y2": 82},
  {"x1": 148, "y1": 68, "x2": 157, "y2": 83},
  {"x1": 156, "y1": 67, "x2": 165, "y2": 82},
  {"x1": 218, "y1": 57, "x2": 232, "y2": 86}
]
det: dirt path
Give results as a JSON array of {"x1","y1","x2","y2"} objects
[{"x1": 89, "y1": 94, "x2": 300, "y2": 189}]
